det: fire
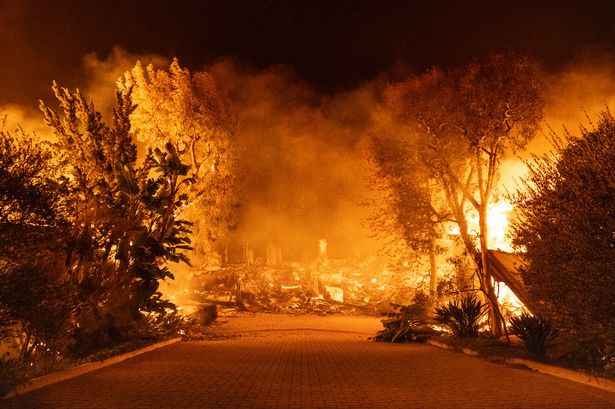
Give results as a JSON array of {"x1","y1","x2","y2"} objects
[
  {"x1": 486, "y1": 200, "x2": 514, "y2": 252},
  {"x1": 444, "y1": 199, "x2": 514, "y2": 252},
  {"x1": 496, "y1": 281, "x2": 525, "y2": 316}
]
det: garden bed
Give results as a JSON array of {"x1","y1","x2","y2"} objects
[
  {"x1": 426, "y1": 335, "x2": 615, "y2": 392},
  {"x1": 3, "y1": 337, "x2": 180, "y2": 398}
]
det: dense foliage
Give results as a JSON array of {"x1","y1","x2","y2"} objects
[
  {"x1": 0, "y1": 60, "x2": 240, "y2": 395},
  {"x1": 370, "y1": 55, "x2": 543, "y2": 336},
  {"x1": 120, "y1": 59, "x2": 240, "y2": 257},
  {"x1": 0, "y1": 78, "x2": 228, "y2": 373},
  {"x1": 37, "y1": 83, "x2": 193, "y2": 355},
  {"x1": 0, "y1": 121, "x2": 73, "y2": 361},
  {"x1": 513, "y1": 109, "x2": 615, "y2": 368}
]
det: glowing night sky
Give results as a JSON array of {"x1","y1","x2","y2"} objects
[{"x1": 4, "y1": 1, "x2": 615, "y2": 259}]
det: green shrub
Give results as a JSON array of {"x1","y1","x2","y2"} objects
[
  {"x1": 434, "y1": 293, "x2": 486, "y2": 338},
  {"x1": 0, "y1": 354, "x2": 28, "y2": 397},
  {"x1": 512, "y1": 110, "x2": 615, "y2": 366},
  {"x1": 509, "y1": 313, "x2": 559, "y2": 357}
]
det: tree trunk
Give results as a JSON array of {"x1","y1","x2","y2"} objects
[
  {"x1": 429, "y1": 234, "x2": 438, "y2": 299},
  {"x1": 478, "y1": 207, "x2": 504, "y2": 337}
]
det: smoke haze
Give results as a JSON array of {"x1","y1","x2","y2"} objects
[
  {"x1": 5, "y1": 46, "x2": 615, "y2": 260},
  {"x1": 207, "y1": 59, "x2": 382, "y2": 260},
  {"x1": 499, "y1": 56, "x2": 615, "y2": 190}
]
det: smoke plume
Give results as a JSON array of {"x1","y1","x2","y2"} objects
[
  {"x1": 6, "y1": 46, "x2": 615, "y2": 261},
  {"x1": 500, "y1": 56, "x2": 615, "y2": 191},
  {"x1": 206, "y1": 59, "x2": 383, "y2": 260}
]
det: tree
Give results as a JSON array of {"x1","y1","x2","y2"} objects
[
  {"x1": 0, "y1": 119, "x2": 63, "y2": 226},
  {"x1": 39, "y1": 83, "x2": 192, "y2": 353},
  {"x1": 373, "y1": 55, "x2": 543, "y2": 336},
  {"x1": 0, "y1": 118, "x2": 75, "y2": 361},
  {"x1": 368, "y1": 114, "x2": 451, "y2": 299},
  {"x1": 513, "y1": 110, "x2": 615, "y2": 365},
  {"x1": 119, "y1": 59, "x2": 239, "y2": 258}
]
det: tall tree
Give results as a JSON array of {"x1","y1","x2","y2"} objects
[
  {"x1": 39, "y1": 83, "x2": 192, "y2": 352},
  {"x1": 119, "y1": 59, "x2": 239, "y2": 258},
  {"x1": 368, "y1": 112, "x2": 452, "y2": 298},
  {"x1": 374, "y1": 55, "x2": 543, "y2": 336},
  {"x1": 513, "y1": 110, "x2": 615, "y2": 365}
]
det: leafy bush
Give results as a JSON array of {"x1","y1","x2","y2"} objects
[
  {"x1": 509, "y1": 313, "x2": 559, "y2": 357},
  {"x1": 434, "y1": 293, "x2": 486, "y2": 338},
  {"x1": 0, "y1": 257, "x2": 77, "y2": 363},
  {"x1": 512, "y1": 110, "x2": 615, "y2": 365},
  {"x1": 0, "y1": 354, "x2": 29, "y2": 397}
]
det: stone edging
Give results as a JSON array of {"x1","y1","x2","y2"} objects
[
  {"x1": 506, "y1": 357, "x2": 615, "y2": 394},
  {"x1": 5, "y1": 337, "x2": 181, "y2": 399},
  {"x1": 426, "y1": 339, "x2": 615, "y2": 394}
]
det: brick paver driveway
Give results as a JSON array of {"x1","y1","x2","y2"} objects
[{"x1": 5, "y1": 312, "x2": 615, "y2": 408}]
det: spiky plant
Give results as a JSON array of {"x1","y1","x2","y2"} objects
[
  {"x1": 509, "y1": 313, "x2": 559, "y2": 357},
  {"x1": 434, "y1": 293, "x2": 487, "y2": 338}
]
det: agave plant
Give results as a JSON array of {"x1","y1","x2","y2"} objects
[
  {"x1": 509, "y1": 313, "x2": 559, "y2": 357},
  {"x1": 434, "y1": 293, "x2": 487, "y2": 338}
]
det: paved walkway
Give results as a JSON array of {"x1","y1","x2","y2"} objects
[{"x1": 5, "y1": 313, "x2": 615, "y2": 408}]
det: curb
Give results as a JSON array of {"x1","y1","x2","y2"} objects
[
  {"x1": 426, "y1": 339, "x2": 615, "y2": 394},
  {"x1": 5, "y1": 337, "x2": 181, "y2": 399},
  {"x1": 426, "y1": 339, "x2": 452, "y2": 350},
  {"x1": 426, "y1": 339, "x2": 480, "y2": 357},
  {"x1": 506, "y1": 357, "x2": 615, "y2": 394}
]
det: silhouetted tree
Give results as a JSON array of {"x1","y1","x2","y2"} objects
[
  {"x1": 368, "y1": 116, "x2": 451, "y2": 299},
  {"x1": 513, "y1": 109, "x2": 615, "y2": 367},
  {"x1": 0, "y1": 118, "x2": 75, "y2": 360}
]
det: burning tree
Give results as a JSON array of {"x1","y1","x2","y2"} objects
[
  {"x1": 513, "y1": 110, "x2": 615, "y2": 367},
  {"x1": 39, "y1": 84, "x2": 192, "y2": 353},
  {"x1": 371, "y1": 55, "x2": 543, "y2": 336},
  {"x1": 368, "y1": 114, "x2": 451, "y2": 299},
  {"x1": 119, "y1": 59, "x2": 240, "y2": 259}
]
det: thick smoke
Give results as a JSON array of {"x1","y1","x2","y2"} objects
[
  {"x1": 207, "y1": 59, "x2": 383, "y2": 260},
  {"x1": 543, "y1": 56, "x2": 615, "y2": 136},
  {"x1": 3, "y1": 47, "x2": 383, "y2": 261},
  {"x1": 5, "y1": 46, "x2": 615, "y2": 261},
  {"x1": 500, "y1": 57, "x2": 615, "y2": 191}
]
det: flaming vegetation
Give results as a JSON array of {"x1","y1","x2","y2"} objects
[
  {"x1": 369, "y1": 55, "x2": 543, "y2": 336},
  {"x1": 0, "y1": 60, "x2": 238, "y2": 385},
  {"x1": 119, "y1": 59, "x2": 240, "y2": 256}
]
